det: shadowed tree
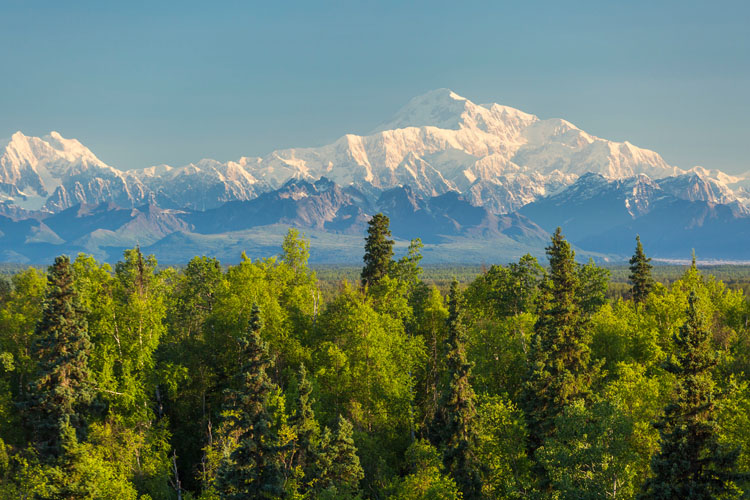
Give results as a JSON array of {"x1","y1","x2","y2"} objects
[
  {"x1": 23, "y1": 255, "x2": 95, "y2": 460},
  {"x1": 216, "y1": 304, "x2": 286, "y2": 499},
  {"x1": 315, "y1": 415, "x2": 364, "y2": 498},
  {"x1": 289, "y1": 363, "x2": 320, "y2": 492},
  {"x1": 431, "y1": 280, "x2": 483, "y2": 500},
  {"x1": 521, "y1": 228, "x2": 593, "y2": 484}
]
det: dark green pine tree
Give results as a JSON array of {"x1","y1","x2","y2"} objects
[
  {"x1": 315, "y1": 415, "x2": 364, "y2": 498},
  {"x1": 289, "y1": 363, "x2": 320, "y2": 490},
  {"x1": 361, "y1": 213, "x2": 394, "y2": 288},
  {"x1": 521, "y1": 228, "x2": 593, "y2": 461},
  {"x1": 24, "y1": 255, "x2": 95, "y2": 459},
  {"x1": 629, "y1": 235, "x2": 654, "y2": 305},
  {"x1": 217, "y1": 304, "x2": 286, "y2": 500},
  {"x1": 639, "y1": 292, "x2": 744, "y2": 499},
  {"x1": 430, "y1": 280, "x2": 483, "y2": 500}
]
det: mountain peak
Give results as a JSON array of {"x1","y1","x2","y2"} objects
[
  {"x1": 2, "y1": 130, "x2": 104, "y2": 167},
  {"x1": 5, "y1": 130, "x2": 30, "y2": 148},
  {"x1": 418, "y1": 88, "x2": 466, "y2": 100},
  {"x1": 371, "y1": 88, "x2": 472, "y2": 133}
]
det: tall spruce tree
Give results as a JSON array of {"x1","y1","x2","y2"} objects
[
  {"x1": 639, "y1": 292, "x2": 744, "y2": 499},
  {"x1": 24, "y1": 255, "x2": 94, "y2": 459},
  {"x1": 289, "y1": 363, "x2": 320, "y2": 490},
  {"x1": 361, "y1": 213, "x2": 394, "y2": 288},
  {"x1": 430, "y1": 280, "x2": 483, "y2": 500},
  {"x1": 315, "y1": 415, "x2": 364, "y2": 498},
  {"x1": 216, "y1": 304, "x2": 286, "y2": 500},
  {"x1": 521, "y1": 228, "x2": 593, "y2": 463},
  {"x1": 629, "y1": 235, "x2": 654, "y2": 306}
]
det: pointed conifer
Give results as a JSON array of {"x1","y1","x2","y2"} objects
[
  {"x1": 24, "y1": 255, "x2": 94, "y2": 459},
  {"x1": 361, "y1": 213, "x2": 394, "y2": 288},
  {"x1": 289, "y1": 363, "x2": 320, "y2": 489},
  {"x1": 316, "y1": 415, "x2": 364, "y2": 497},
  {"x1": 522, "y1": 228, "x2": 593, "y2": 460},
  {"x1": 431, "y1": 280, "x2": 483, "y2": 500},
  {"x1": 216, "y1": 304, "x2": 286, "y2": 499},
  {"x1": 639, "y1": 292, "x2": 744, "y2": 499},
  {"x1": 629, "y1": 235, "x2": 654, "y2": 305}
]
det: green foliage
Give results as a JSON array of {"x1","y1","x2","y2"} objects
[
  {"x1": 537, "y1": 399, "x2": 638, "y2": 499},
  {"x1": 590, "y1": 301, "x2": 663, "y2": 374},
  {"x1": 391, "y1": 238, "x2": 425, "y2": 293},
  {"x1": 108, "y1": 247, "x2": 168, "y2": 419},
  {"x1": 411, "y1": 285, "x2": 449, "y2": 430},
  {"x1": 640, "y1": 292, "x2": 744, "y2": 499},
  {"x1": 0, "y1": 266, "x2": 47, "y2": 439},
  {"x1": 312, "y1": 284, "x2": 421, "y2": 432},
  {"x1": 719, "y1": 378, "x2": 750, "y2": 475},
  {"x1": 475, "y1": 395, "x2": 531, "y2": 499},
  {"x1": 281, "y1": 228, "x2": 311, "y2": 275},
  {"x1": 387, "y1": 440, "x2": 461, "y2": 500},
  {"x1": 463, "y1": 256, "x2": 543, "y2": 399},
  {"x1": 1, "y1": 228, "x2": 750, "y2": 499},
  {"x1": 577, "y1": 258, "x2": 610, "y2": 316}
]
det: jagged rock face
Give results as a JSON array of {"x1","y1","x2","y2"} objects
[
  {"x1": 657, "y1": 173, "x2": 736, "y2": 205},
  {"x1": 5, "y1": 89, "x2": 735, "y2": 215},
  {"x1": 186, "y1": 177, "x2": 362, "y2": 233},
  {"x1": 132, "y1": 159, "x2": 262, "y2": 210}
]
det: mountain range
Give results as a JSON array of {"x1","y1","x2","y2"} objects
[{"x1": 2, "y1": 89, "x2": 749, "y2": 264}]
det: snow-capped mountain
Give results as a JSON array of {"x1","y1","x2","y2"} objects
[
  {"x1": 0, "y1": 131, "x2": 151, "y2": 210},
  {"x1": 4, "y1": 89, "x2": 743, "y2": 216},
  {"x1": 246, "y1": 89, "x2": 686, "y2": 212},
  {"x1": 3, "y1": 88, "x2": 750, "y2": 264}
]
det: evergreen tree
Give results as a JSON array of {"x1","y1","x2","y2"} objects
[
  {"x1": 0, "y1": 276, "x2": 10, "y2": 304},
  {"x1": 216, "y1": 304, "x2": 286, "y2": 500},
  {"x1": 629, "y1": 235, "x2": 654, "y2": 305},
  {"x1": 521, "y1": 228, "x2": 593, "y2": 463},
  {"x1": 316, "y1": 415, "x2": 364, "y2": 498},
  {"x1": 23, "y1": 255, "x2": 95, "y2": 459},
  {"x1": 431, "y1": 280, "x2": 483, "y2": 500},
  {"x1": 289, "y1": 363, "x2": 320, "y2": 490},
  {"x1": 639, "y1": 292, "x2": 744, "y2": 499},
  {"x1": 361, "y1": 213, "x2": 395, "y2": 288}
]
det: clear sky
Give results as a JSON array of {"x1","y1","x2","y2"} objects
[{"x1": 1, "y1": 1, "x2": 748, "y2": 173}]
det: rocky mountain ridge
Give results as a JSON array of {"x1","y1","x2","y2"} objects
[{"x1": 5, "y1": 89, "x2": 745, "y2": 216}]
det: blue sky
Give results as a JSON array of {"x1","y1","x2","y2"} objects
[{"x1": 1, "y1": 1, "x2": 748, "y2": 173}]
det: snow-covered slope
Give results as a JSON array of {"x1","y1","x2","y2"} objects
[
  {"x1": 250, "y1": 88, "x2": 685, "y2": 212},
  {"x1": 1, "y1": 89, "x2": 746, "y2": 214},
  {"x1": 0, "y1": 131, "x2": 150, "y2": 210}
]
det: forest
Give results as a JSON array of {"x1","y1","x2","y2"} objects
[{"x1": 0, "y1": 214, "x2": 749, "y2": 499}]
